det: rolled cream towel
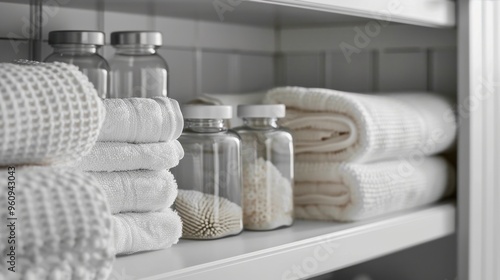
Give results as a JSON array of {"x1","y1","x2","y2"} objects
[
  {"x1": 72, "y1": 140, "x2": 184, "y2": 172},
  {"x1": 0, "y1": 61, "x2": 105, "y2": 166},
  {"x1": 264, "y1": 87, "x2": 457, "y2": 163},
  {"x1": 294, "y1": 157, "x2": 455, "y2": 221},
  {"x1": 90, "y1": 170, "x2": 178, "y2": 214},
  {"x1": 0, "y1": 167, "x2": 114, "y2": 280},
  {"x1": 112, "y1": 208, "x2": 182, "y2": 255},
  {"x1": 98, "y1": 97, "x2": 183, "y2": 143}
]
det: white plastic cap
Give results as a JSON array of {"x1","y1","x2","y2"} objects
[
  {"x1": 237, "y1": 104, "x2": 286, "y2": 118},
  {"x1": 181, "y1": 105, "x2": 232, "y2": 119}
]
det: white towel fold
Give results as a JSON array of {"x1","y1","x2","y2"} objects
[
  {"x1": 90, "y1": 170, "x2": 178, "y2": 214},
  {"x1": 293, "y1": 157, "x2": 454, "y2": 221},
  {"x1": 98, "y1": 97, "x2": 183, "y2": 143},
  {"x1": 112, "y1": 208, "x2": 182, "y2": 255},
  {"x1": 0, "y1": 167, "x2": 114, "y2": 280},
  {"x1": 0, "y1": 61, "x2": 105, "y2": 166},
  {"x1": 72, "y1": 140, "x2": 184, "y2": 172},
  {"x1": 265, "y1": 87, "x2": 457, "y2": 163}
]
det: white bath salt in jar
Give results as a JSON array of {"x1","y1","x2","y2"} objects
[
  {"x1": 234, "y1": 104, "x2": 294, "y2": 231},
  {"x1": 171, "y1": 105, "x2": 243, "y2": 240}
]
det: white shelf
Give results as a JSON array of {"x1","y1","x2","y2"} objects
[{"x1": 112, "y1": 203, "x2": 455, "y2": 280}]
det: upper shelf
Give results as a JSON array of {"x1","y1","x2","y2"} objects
[
  {"x1": 112, "y1": 203, "x2": 455, "y2": 280},
  {"x1": 4, "y1": 0, "x2": 455, "y2": 28}
]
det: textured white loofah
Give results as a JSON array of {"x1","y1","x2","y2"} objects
[
  {"x1": 0, "y1": 61, "x2": 105, "y2": 166},
  {"x1": 242, "y1": 158, "x2": 294, "y2": 230},
  {"x1": 175, "y1": 190, "x2": 242, "y2": 239},
  {"x1": 0, "y1": 167, "x2": 114, "y2": 280}
]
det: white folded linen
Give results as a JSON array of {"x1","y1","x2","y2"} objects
[
  {"x1": 264, "y1": 87, "x2": 457, "y2": 163},
  {"x1": 90, "y1": 170, "x2": 178, "y2": 214},
  {"x1": 98, "y1": 97, "x2": 183, "y2": 143},
  {"x1": 294, "y1": 157, "x2": 454, "y2": 221},
  {"x1": 0, "y1": 167, "x2": 114, "y2": 280},
  {"x1": 72, "y1": 140, "x2": 184, "y2": 172},
  {"x1": 0, "y1": 61, "x2": 105, "y2": 166},
  {"x1": 112, "y1": 208, "x2": 182, "y2": 255}
]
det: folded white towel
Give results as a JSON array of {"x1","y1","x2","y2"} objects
[
  {"x1": 0, "y1": 61, "x2": 105, "y2": 166},
  {"x1": 112, "y1": 208, "x2": 182, "y2": 255},
  {"x1": 294, "y1": 157, "x2": 454, "y2": 221},
  {"x1": 0, "y1": 167, "x2": 114, "y2": 280},
  {"x1": 72, "y1": 140, "x2": 184, "y2": 172},
  {"x1": 265, "y1": 87, "x2": 456, "y2": 163},
  {"x1": 90, "y1": 170, "x2": 178, "y2": 214},
  {"x1": 98, "y1": 97, "x2": 183, "y2": 143}
]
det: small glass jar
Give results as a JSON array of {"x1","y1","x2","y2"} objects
[
  {"x1": 45, "y1": 30, "x2": 109, "y2": 98},
  {"x1": 234, "y1": 104, "x2": 294, "y2": 231},
  {"x1": 172, "y1": 105, "x2": 243, "y2": 239},
  {"x1": 109, "y1": 31, "x2": 168, "y2": 98}
]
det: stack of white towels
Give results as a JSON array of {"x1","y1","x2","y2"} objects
[
  {"x1": 265, "y1": 87, "x2": 457, "y2": 221},
  {"x1": 72, "y1": 97, "x2": 185, "y2": 255},
  {"x1": 0, "y1": 62, "x2": 114, "y2": 279}
]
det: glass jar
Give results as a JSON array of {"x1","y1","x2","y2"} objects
[
  {"x1": 109, "y1": 31, "x2": 168, "y2": 98},
  {"x1": 172, "y1": 105, "x2": 243, "y2": 239},
  {"x1": 45, "y1": 30, "x2": 109, "y2": 98},
  {"x1": 234, "y1": 104, "x2": 294, "y2": 231}
]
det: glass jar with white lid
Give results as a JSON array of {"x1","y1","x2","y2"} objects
[
  {"x1": 172, "y1": 105, "x2": 243, "y2": 240},
  {"x1": 234, "y1": 104, "x2": 294, "y2": 231}
]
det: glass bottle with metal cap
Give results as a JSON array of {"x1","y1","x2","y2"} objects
[
  {"x1": 109, "y1": 31, "x2": 169, "y2": 98},
  {"x1": 171, "y1": 105, "x2": 243, "y2": 240},
  {"x1": 234, "y1": 104, "x2": 294, "y2": 231},
  {"x1": 44, "y1": 30, "x2": 109, "y2": 98}
]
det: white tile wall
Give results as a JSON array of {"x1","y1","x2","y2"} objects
[
  {"x1": 158, "y1": 48, "x2": 197, "y2": 104},
  {"x1": 201, "y1": 51, "x2": 232, "y2": 93},
  {"x1": 326, "y1": 51, "x2": 373, "y2": 92},
  {"x1": 42, "y1": 6, "x2": 100, "y2": 40},
  {"x1": 239, "y1": 54, "x2": 274, "y2": 92},
  {"x1": 431, "y1": 48, "x2": 457, "y2": 98},
  {"x1": 284, "y1": 54, "x2": 324, "y2": 87}
]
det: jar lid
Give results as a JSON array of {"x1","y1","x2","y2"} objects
[
  {"x1": 48, "y1": 30, "x2": 105, "y2": 46},
  {"x1": 181, "y1": 105, "x2": 232, "y2": 119},
  {"x1": 111, "y1": 31, "x2": 162, "y2": 46},
  {"x1": 237, "y1": 104, "x2": 286, "y2": 118}
]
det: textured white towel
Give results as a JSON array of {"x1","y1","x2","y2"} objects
[
  {"x1": 112, "y1": 208, "x2": 182, "y2": 255},
  {"x1": 0, "y1": 61, "x2": 105, "y2": 166},
  {"x1": 98, "y1": 97, "x2": 183, "y2": 143},
  {"x1": 90, "y1": 170, "x2": 178, "y2": 214},
  {"x1": 72, "y1": 140, "x2": 184, "y2": 172},
  {"x1": 0, "y1": 167, "x2": 114, "y2": 280},
  {"x1": 294, "y1": 157, "x2": 454, "y2": 221},
  {"x1": 264, "y1": 87, "x2": 456, "y2": 163}
]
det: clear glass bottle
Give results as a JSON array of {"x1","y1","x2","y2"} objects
[
  {"x1": 172, "y1": 105, "x2": 243, "y2": 240},
  {"x1": 45, "y1": 30, "x2": 109, "y2": 98},
  {"x1": 109, "y1": 31, "x2": 168, "y2": 98},
  {"x1": 234, "y1": 104, "x2": 294, "y2": 231}
]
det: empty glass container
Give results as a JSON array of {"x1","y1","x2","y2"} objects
[
  {"x1": 234, "y1": 104, "x2": 294, "y2": 231},
  {"x1": 172, "y1": 105, "x2": 243, "y2": 240},
  {"x1": 45, "y1": 30, "x2": 109, "y2": 98},
  {"x1": 109, "y1": 31, "x2": 168, "y2": 98}
]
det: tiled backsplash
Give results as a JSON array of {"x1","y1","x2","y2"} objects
[{"x1": 0, "y1": 2, "x2": 457, "y2": 104}]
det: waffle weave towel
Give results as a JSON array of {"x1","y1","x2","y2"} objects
[
  {"x1": 264, "y1": 87, "x2": 456, "y2": 163},
  {"x1": 90, "y1": 170, "x2": 178, "y2": 214},
  {"x1": 0, "y1": 61, "x2": 105, "y2": 166},
  {"x1": 294, "y1": 157, "x2": 454, "y2": 221},
  {"x1": 98, "y1": 97, "x2": 183, "y2": 143},
  {"x1": 112, "y1": 208, "x2": 182, "y2": 255},
  {"x1": 72, "y1": 140, "x2": 184, "y2": 172},
  {"x1": 0, "y1": 167, "x2": 114, "y2": 280}
]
